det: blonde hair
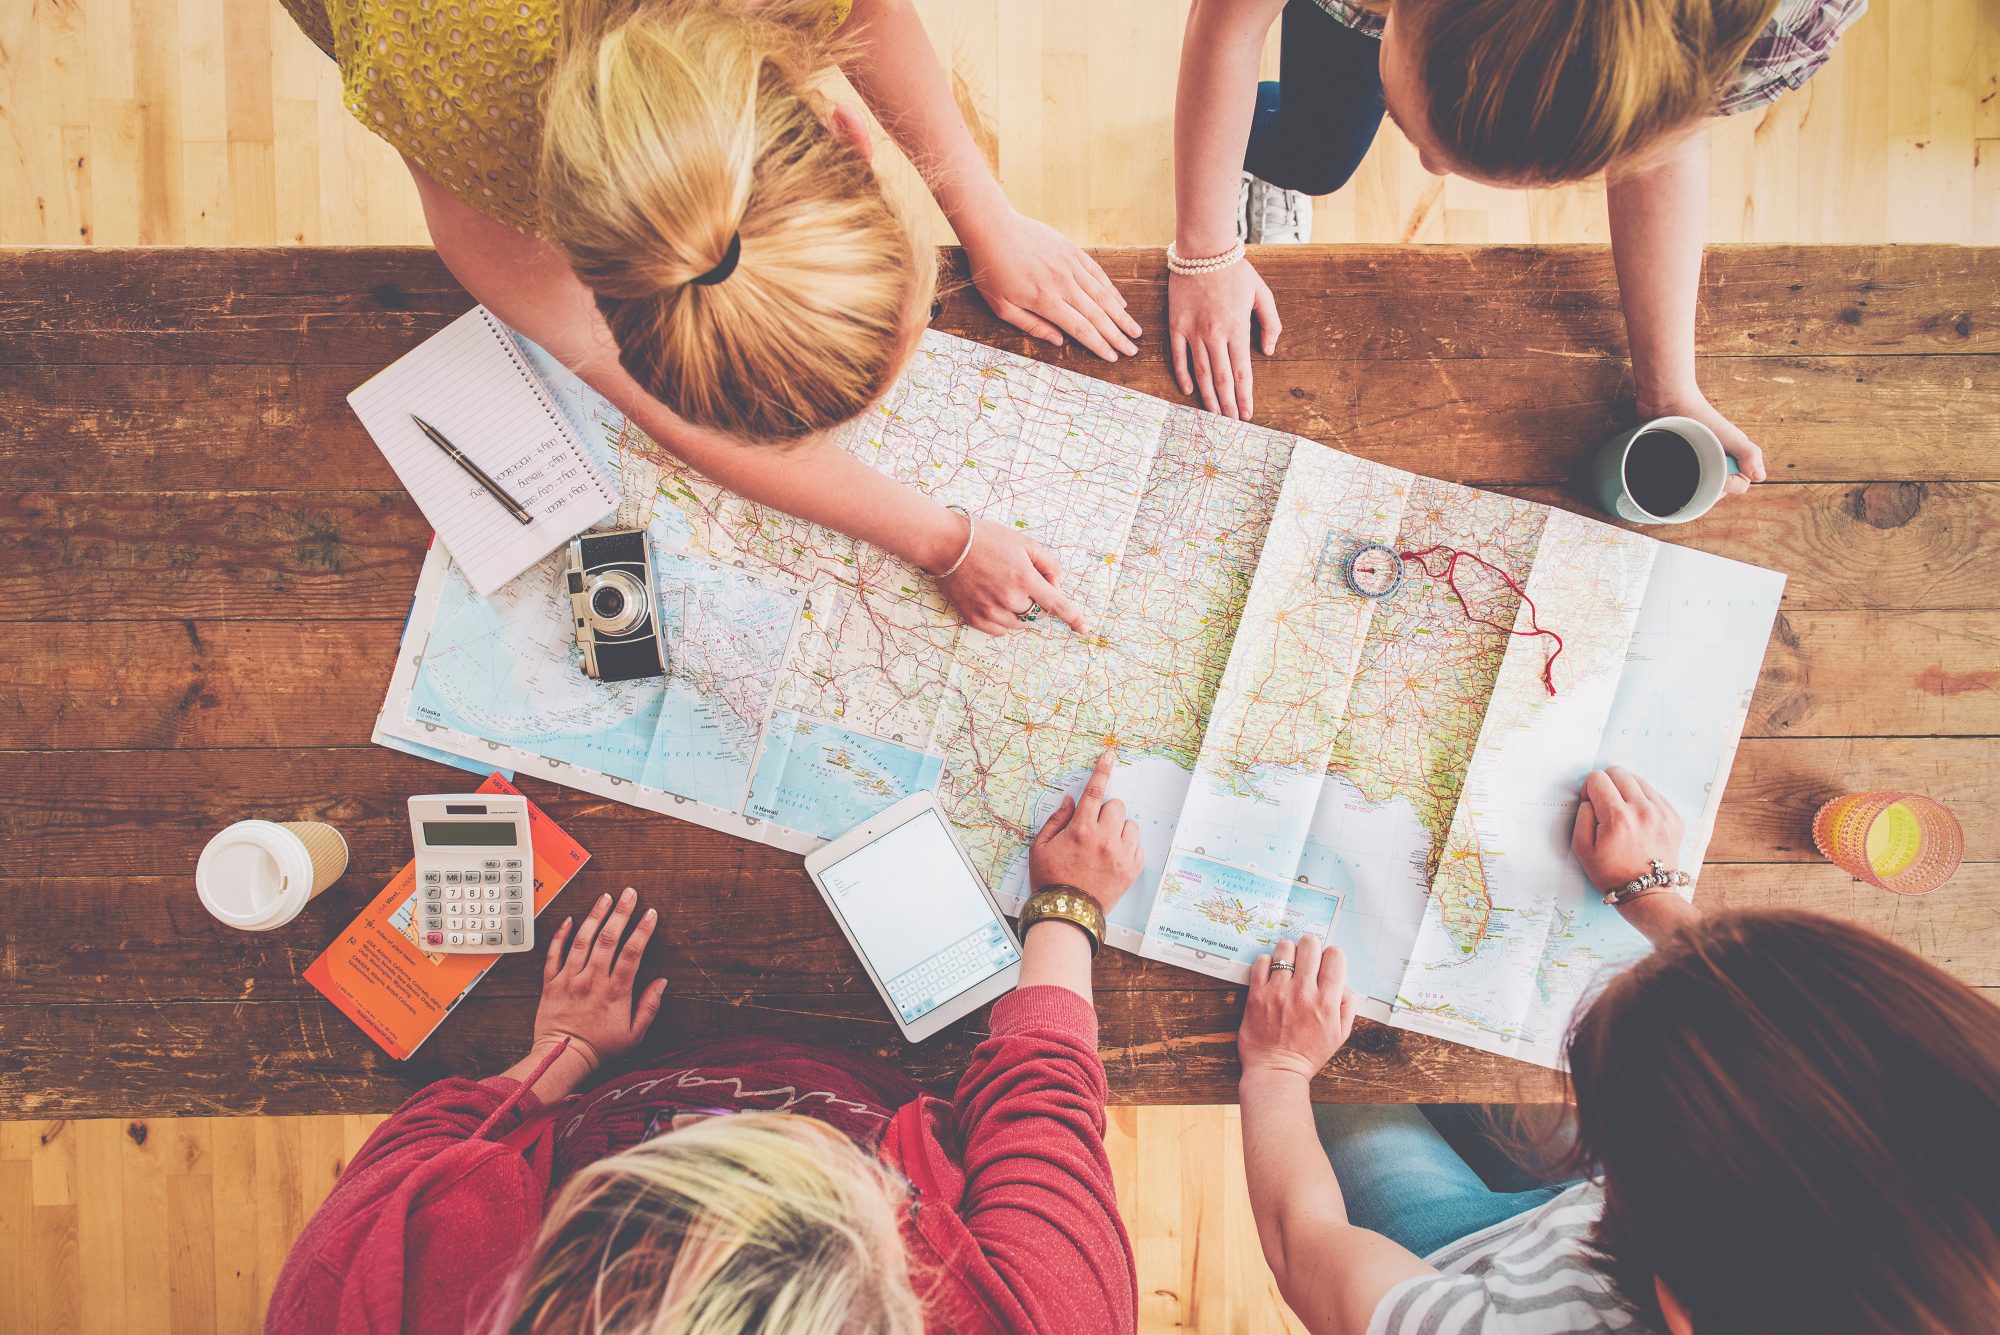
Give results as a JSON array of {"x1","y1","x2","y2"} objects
[
  {"x1": 1397, "y1": 0, "x2": 1781, "y2": 183},
  {"x1": 540, "y1": 0, "x2": 936, "y2": 443},
  {"x1": 491, "y1": 1113, "x2": 924, "y2": 1335}
]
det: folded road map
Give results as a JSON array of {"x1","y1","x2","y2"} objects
[{"x1": 376, "y1": 329, "x2": 1783, "y2": 1067}]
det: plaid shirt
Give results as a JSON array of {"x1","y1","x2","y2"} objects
[{"x1": 1311, "y1": 0, "x2": 1867, "y2": 116}]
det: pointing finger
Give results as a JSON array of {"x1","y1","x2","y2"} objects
[{"x1": 1077, "y1": 751, "x2": 1115, "y2": 818}]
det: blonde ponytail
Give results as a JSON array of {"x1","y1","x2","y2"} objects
[
  {"x1": 540, "y1": 0, "x2": 935, "y2": 443},
  {"x1": 491, "y1": 1112, "x2": 923, "y2": 1335}
]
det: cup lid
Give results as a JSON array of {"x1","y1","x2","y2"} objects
[{"x1": 196, "y1": 821, "x2": 312, "y2": 927}]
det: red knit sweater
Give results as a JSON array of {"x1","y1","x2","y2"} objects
[{"x1": 267, "y1": 986, "x2": 1135, "y2": 1334}]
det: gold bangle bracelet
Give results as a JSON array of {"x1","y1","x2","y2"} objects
[{"x1": 1020, "y1": 884, "x2": 1106, "y2": 956}]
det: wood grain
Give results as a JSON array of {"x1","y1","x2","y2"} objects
[
  {"x1": 7, "y1": 481, "x2": 1998, "y2": 622},
  {"x1": 2, "y1": 243, "x2": 1993, "y2": 1134},
  {"x1": 6, "y1": 352, "x2": 1993, "y2": 489},
  {"x1": 2, "y1": 247, "x2": 1991, "y2": 364}
]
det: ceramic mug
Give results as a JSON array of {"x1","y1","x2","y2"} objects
[{"x1": 1591, "y1": 415, "x2": 1740, "y2": 524}]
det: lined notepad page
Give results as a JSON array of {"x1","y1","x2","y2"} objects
[{"x1": 349, "y1": 306, "x2": 618, "y2": 595}]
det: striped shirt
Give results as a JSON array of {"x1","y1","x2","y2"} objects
[
  {"x1": 1310, "y1": 0, "x2": 1868, "y2": 116},
  {"x1": 1366, "y1": 1183, "x2": 1656, "y2": 1335}
]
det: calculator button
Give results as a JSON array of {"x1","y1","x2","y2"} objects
[
  {"x1": 446, "y1": 916, "x2": 462, "y2": 930},
  {"x1": 506, "y1": 919, "x2": 525, "y2": 946},
  {"x1": 422, "y1": 870, "x2": 440, "y2": 884},
  {"x1": 504, "y1": 884, "x2": 524, "y2": 899},
  {"x1": 424, "y1": 916, "x2": 442, "y2": 930},
  {"x1": 483, "y1": 859, "x2": 501, "y2": 869},
  {"x1": 505, "y1": 858, "x2": 522, "y2": 869},
  {"x1": 505, "y1": 870, "x2": 522, "y2": 884},
  {"x1": 483, "y1": 932, "x2": 503, "y2": 945},
  {"x1": 506, "y1": 901, "x2": 524, "y2": 916},
  {"x1": 482, "y1": 870, "x2": 500, "y2": 884},
  {"x1": 447, "y1": 933, "x2": 464, "y2": 946},
  {"x1": 444, "y1": 871, "x2": 462, "y2": 885},
  {"x1": 423, "y1": 886, "x2": 440, "y2": 900},
  {"x1": 425, "y1": 932, "x2": 443, "y2": 946}
]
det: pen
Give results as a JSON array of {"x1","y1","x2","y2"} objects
[{"x1": 410, "y1": 414, "x2": 535, "y2": 526}]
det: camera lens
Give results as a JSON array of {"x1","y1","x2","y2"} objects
[{"x1": 592, "y1": 586, "x2": 627, "y2": 619}]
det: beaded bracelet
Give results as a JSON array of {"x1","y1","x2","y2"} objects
[
  {"x1": 929, "y1": 504, "x2": 976, "y2": 580},
  {"x1": 1166, "y1": 239, "x2": 1247, "y2": 277},
  {"x1": 1601, "y1": 858, "x2": 1692, "y2": 907}
]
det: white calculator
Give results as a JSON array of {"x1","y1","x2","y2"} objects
[{"x1": 408, "y1": 794, "x2": 535, "y2": 954}]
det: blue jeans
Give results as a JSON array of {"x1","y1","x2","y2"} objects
[
  {"x1": 1313, "y1": 1105, "x2": 1575, "y2": 1259},
  {"x1": 1244, "y1": 0, "x2": 1386, "y2": 195}
]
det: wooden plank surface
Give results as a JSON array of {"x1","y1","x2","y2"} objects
[{"x1": 1, "y1": 245, "x2": 1993, "y2": 1118}]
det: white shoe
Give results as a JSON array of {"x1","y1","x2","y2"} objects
[
  {"x1": 1236, "y1": 171, "x2": 1253, "y2": 244},
  {"x1": 1246, "y1": 176, "x2": 1311, "y2": 244}
]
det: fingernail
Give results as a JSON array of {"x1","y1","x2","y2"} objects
[
  {"x1": 644, "y1": 908, "x2": 657, "y2": 922},
  {"x1": 621, "y1": 887, "x2": 636, "y2": 902},
  {"x1": 598, "y1": 893, "x2": 612, "y2": 907}
]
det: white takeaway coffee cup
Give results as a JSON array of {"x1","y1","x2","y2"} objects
[{"x1": 195, "y1": 819, "x2": 349, "y2": 930}]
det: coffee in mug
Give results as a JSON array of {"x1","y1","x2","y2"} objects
[
  {"x1": 1591, "y1": 416, "x2": 1740, "y2": 524},
  {"x1": 196, "y1": 819, "x2": 349, "y2": 931}
]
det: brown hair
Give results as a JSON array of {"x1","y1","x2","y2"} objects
[
  {"x1": 539, "y1": 0, "x2": 936, "y2": 443},
  {"x1": 1396, "y1": 0, "x2": 1780, "y2": 182},
  {"x1": 1564, "y1": 910, "x2": 2000, "y2": 1334}
]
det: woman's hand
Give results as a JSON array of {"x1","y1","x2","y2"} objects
[
  {"x1": 1637, "y1": 387, "x2": 1766, "y2": 497},
  {"x1": 939, "y1": 518, "x2": 1088, "y2": 636},
  {"x1": 1574, "y1": 767, "x2": 1699, "y2": 943},
  {"x1": 1168, "y1": 262, "x2": 1282, "y2": 421},
  {"x1": 1239, "y1": 935, "x2": 1357, "y2": 1082},
  {"x1": 1572, "y1": 767, "x2": 1686, "y2": 891},
  {"x1": 962, "y1": 209, "x2": 1141, "y2": 361},
  {"x1": 1030, "y1": 751, "x2": 1145, "y2": 912},
  {"x1": 530, "y1": 888, "x2": 668, "y2": 1077}
]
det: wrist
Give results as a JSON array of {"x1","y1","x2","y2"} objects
[
  {"x1": 907, "y1": 501, "x2": 969, "y2": 572},
  {"x1": 941, "y1": 183, "x2": 1014, "y2": 248},
  {"x1": 1239, "y1": 1062, "x2": 1315, "y2": 1094},
  {"x1": 1631, "y1": 366, "x2": 1700, "y2": 413}
]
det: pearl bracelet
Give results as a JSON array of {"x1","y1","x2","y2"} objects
[{"x1": 1166, "y1": 240, "x2": 1247, "y2": 276}]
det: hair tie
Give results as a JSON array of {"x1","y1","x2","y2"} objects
[{"x1": 690, "y1": 232, "x2": 742, "y2": 287}]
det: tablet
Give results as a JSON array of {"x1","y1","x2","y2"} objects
[{"x1": 803, "y1": 791, "x2": 1023, "y2": 1042}]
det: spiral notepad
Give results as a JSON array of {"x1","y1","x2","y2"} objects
[{"x1": 349, "y1": 306, "x2": 619, "y2": 595}]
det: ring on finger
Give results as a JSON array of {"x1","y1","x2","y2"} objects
[
  {"x1": 1018, "y1": 600, "x2": 1041, "y2": 624},
  {"x1": 1268, "y1": 960, "x2": 1296, "y2": 975}
]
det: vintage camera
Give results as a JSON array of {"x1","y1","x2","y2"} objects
[{"x1": 565, "y1": 528, "x2": 668, "y2": 683}]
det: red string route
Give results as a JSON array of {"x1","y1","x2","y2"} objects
[{"x1": 1397, "y1": 544, "x2": 1565, "y2": 696}]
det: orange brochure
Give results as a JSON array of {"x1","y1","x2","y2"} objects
[{"x1": 305, "y1": 774, "x2": 589, "y2": 1060}]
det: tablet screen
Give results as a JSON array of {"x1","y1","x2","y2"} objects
[{"x1": 817, "y1": 808, "x2": 1022, "y2": 1024}]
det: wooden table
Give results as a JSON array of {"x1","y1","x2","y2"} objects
[{"x1": 2, "y1": 246, "x2": 1994, "y2": 1117}]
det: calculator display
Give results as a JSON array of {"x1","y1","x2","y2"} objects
[{"x1": 421, "y1": 821, "x2": 519, "y2": 846}]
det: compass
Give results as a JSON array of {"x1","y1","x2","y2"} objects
[{"x1": 1343, "y1": 543, "x2": 1405, "y2": 599}]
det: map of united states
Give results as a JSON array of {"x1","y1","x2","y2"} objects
[{"x1": 378, "y1": 329, "x2": 1784, "y2": 1068}]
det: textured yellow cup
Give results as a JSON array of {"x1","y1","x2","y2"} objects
[{"x1": 1811, "y1": 792, "x2": 1963, "y2": 896}]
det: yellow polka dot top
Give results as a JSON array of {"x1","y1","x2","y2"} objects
[{"x1": 280, "y1": 0, "x2": 850, "y2": 235}]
